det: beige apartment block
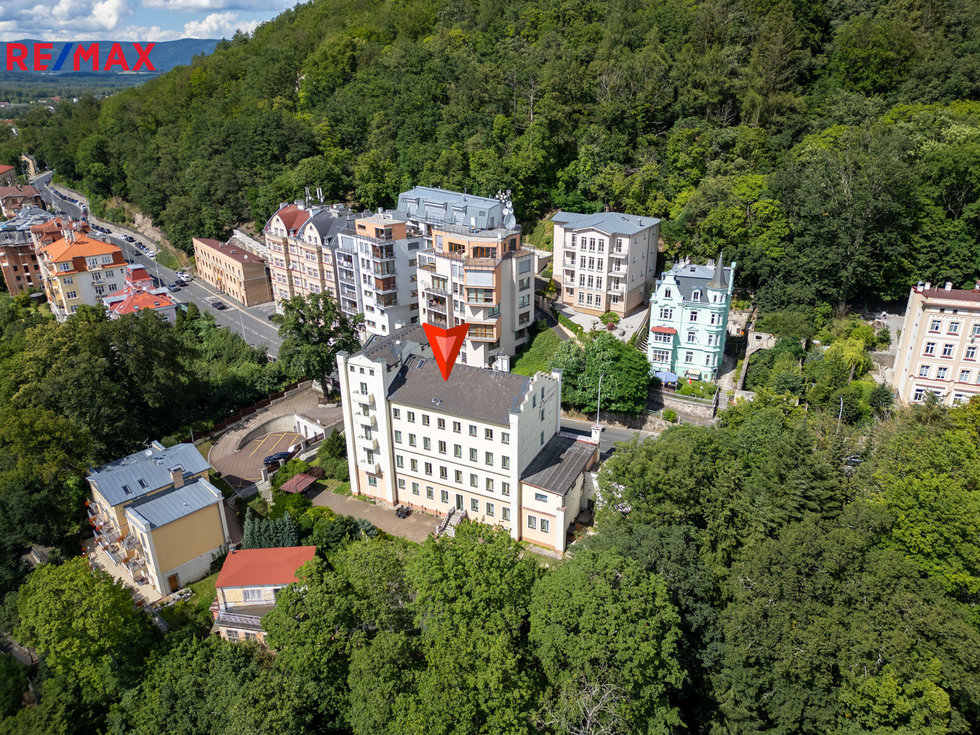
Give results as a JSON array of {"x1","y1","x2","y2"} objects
[
  {"x1": 39, "y1": 229, "x2": 127, "y2": 321},
  {"x1": 193, "y1": 236, "x2": 272, "y2": 306},
  {"x1": 893, "y1": 282, "x2": 980, "y2": 406},
  {"x1": 337, "y1": 325, "x2": 598, "y2": 554},
  {"x1": 552, "y1": 211, "x2": 660, "y2": 317}
]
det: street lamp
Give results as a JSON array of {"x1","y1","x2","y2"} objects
[{"x1": 596, "y1": 372, "x2": 606, "y2": 425}]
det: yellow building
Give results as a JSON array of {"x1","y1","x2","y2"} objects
[
  {"x1": 193, "y1": 236, "x2": 272, "y2": 306},
  {"x1": 893, "y1": 282, "x2": 980, "y2": 406},
  {"x1": 38, "y1": 229, "x2": 127, "y2": 321},
  {"x1": 86, "y1": 441, "x2": 230, "y2": 595},
  {"x1": 212, "y1": 546, "x2": 317, "y2": 643}
]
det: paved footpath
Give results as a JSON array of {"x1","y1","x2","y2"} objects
[{"x1": 312, "y1": 490, "x2": 436, "y2": 544}]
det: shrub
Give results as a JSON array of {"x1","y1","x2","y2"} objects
[
  {"x1": 599, "y1": 311, "x2": 620, "y2": 325},
  {"x1": 662, "y1": 409, "x2": 677, "y2": 422},
  {"x1": 334, "y1": 461, "x2": 350, "y2": 482}
]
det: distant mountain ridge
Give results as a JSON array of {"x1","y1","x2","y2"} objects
[{"x1": 0, "y1": 38, "x2": 218, "y2": 74}]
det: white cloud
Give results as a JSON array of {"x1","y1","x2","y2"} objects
[
  {"x1": 182, "y1": 11, "x2": 257, "y2": 39},
  {"x1": 92, "y1": 0, "x2": 128, "y2": 29},
  {"x1": 142, "y1": 0, "x2": 291, "y2": 10},
  {"x1": 0, "y1": 0, "x2": 135, "y2": 41}
]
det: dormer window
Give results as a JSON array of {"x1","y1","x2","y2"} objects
[
  {"x1": 122, "y1": 484, "x2": 132, "y2": 495},
  {"x1": 138, "y1": 479, "x2": 147, "y2": 488},
  {"x1": 692, "y1": 289, "x2": 701, "y2": 302}
]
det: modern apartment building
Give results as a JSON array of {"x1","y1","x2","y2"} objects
[
  {"x1": 0, "y1": 207, "x2": 55, "y2": 294},
  {"x1": 337, "y1": 326, "x2": 598, "y2": 553},
  {"x1": 893, "y1": 281, "x2": 980, "y2": 406},
  {"x1": 551, "y1": 211, "x2": 660, "y2": 316},
  {"x1": 192, "y1": 236, "x2": 272, "y2": 306},
  {"x1": 263, "y1": 201, "x2": 359, "y2": 306},
  {"x1": 86, "y1": 442, "x2": 230, "y2": 596},
  {"x1": 397, "y1": 187, "x2": 534, "y2": 368},
  {"x1": 646, "y1": 255, "x2": 735, "y2": 381},
  {"x1": 333, "y1": 212, "x2": 424, "y2": 335},
  {"x1": 212, "y1": 546, "x2": 317, "y2": 644},
  {"x1": 39, "y1": 228, "x2": 127, "y2": 321}
]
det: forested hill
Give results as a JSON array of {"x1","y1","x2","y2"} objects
[{"x1": 14, "y1": 0, "x2": 980, "y2": 309}]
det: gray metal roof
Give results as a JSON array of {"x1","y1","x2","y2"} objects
[
  {"x1": 88, "y1": 443, "x2": 211, "y2": 507},
  {"x1": 396, "y1": 186, "x2": 517, "y2": 231},
  {"x1": 388, "y1": 354, "x2": 531, "y2": 426},
  {"x1": 664, "y1": 260, "x2": 735, "y2": 302},
  {"x1": 521, "y1": 434, "x2": 597, "y2": 497},
  {"x1": 358, "y1": 323, "x2": 429, "y2": 369},
  {"x1": 124, "y1": 479, "x2": 222, "y2": 530},
  {"x1": 552, "y1": 210, "x2": 660, "y2": 236},
  {"x1": 299, "y1": 205, "x2": 357, "y2": 246}
]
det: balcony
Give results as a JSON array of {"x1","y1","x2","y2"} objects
[
  {"x1": 610, "y1": 250, "x2": 628, "y2": 259},
  {"x1": 215, "y1": 609, "x2": 267, "y2": 631},
  {"x1": 468, "y1": 325, "x2": 499, "y2": 342},
  {"x1": 427, "y1": 299, "x2": 448, "y2": 314},
  {"x1": 374, "y1": 276, "x2": 397, "y2": 293},
  {"x1": 352, "y1": 391, "x2": 375, "y2": 407},
  {"x1": 609, "y1": 283, "x2": 625, "y2": 295},
  {"x1": 359, "y1": 436, "x2": 379, "y2": 450},
  {"x1": 610, "y1": 266, "x2": 628, "y2": 277},
  {"x1": 371, "y1": 245, "x2": 395, "y2": 261},
  {"x1": 427, "y1": 314, "x2": 449, "y2": 329}
]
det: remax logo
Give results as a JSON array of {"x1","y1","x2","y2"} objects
[{"x1": 3, "y1": 42, "x2": 156, "y2": 72}]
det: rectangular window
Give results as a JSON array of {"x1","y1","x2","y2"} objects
[
  {"x1": 687, "y1": 331, "x2": 697, "y2": 343},
  {"x1": 689, "y1": 311, "x2": 699, "y2": 322},
  {"x1": 368, "y1": 476, "x2": 378, "y2": 487},
  {"x1": 501, "y1": 456, "x2": 510, "y2": 470},
  {"x1": 502, "y1": 482, "x2": 510, "y2": 497},
  {"x1": 937, "y1": 367, "x2": 948, "y2": 379},
  {"x1": 455, "y1": 470, "x2": 462, "y2": 483},
  {"x1": 469, "y1": 424, "x2": 477, "y2": 437},
  {"x1": 486, "y1": 502, "x2": 495, "y2": 517},
  {"x1": 486, "y1": 477, "x2": 494, "y2": 492},
  {"x1": 918, "y1": 365, "x2": 930, "y2": 377},
  {"x1": 685, "y1": 351, "x2": 694, "y2": 363},
  {"x1": 470, "y1": 448, "x2": 477, "y2": 462},
  {"x1": 422, "y1": 414, "x2": 430, "y2": 426},
  {"x1": 470, "y1": 473, "x2": 478, "y2": 487},
  {"x1": 243, "y1": 588, "x2": 263, "y2": 602},
  {"x1": 958, "y1": 369, "x2": 970, "y2": 382},
  {"x1": 412, "y1": 482, "x2": 420, "y2": 496},
  {"x1": 408, "y1": 411, "x2": 415, "y2": 423},
  {"x1": 423, "y1": 437, "x2": 431, "y2": 450},
  {"x1": 453, "y1": 421, "x2": 461, "y2": 433},
  {"x1": 398, "y1": 478, "x2": 406, "y2": 490},
  {"x1": 534, "y1": 492, "x2": 547, "y2": 503},
  {"x1": 439, "y1": 466, "x2": 448, "y2": 479},
  {"x1": 967, "y1": 346, "x2": 977, "y2": 360},
  {"x1": 541, "y1": 519, "x2": 550, "y2": 533},
  {"x1": 651, "y1": 349, "x2": 671, "y2": 363},
  {"x1": 440, "y1": 489, "x2": 449, "y2": 503},
  {"x1": 501, "y1": 432, "x2": 510, "y2": 444},
  {"x1": 394, "y1": 430, "x2": 402, "y2": 443},
  {"x1": 485, "y1": 452, "x2": 493, "y2": 466},
  {"x1": 438, "y1": 440, "x2": 446, "y2": 454},
  {"x1": 437, "y1": 418, "x2": 446, "y2": 430},
  {"x1": 454, "y1": 444, "x2": 462, "y2": 458},
  {"x1": 972, "y1": 324, "x2": 980, "y2": 337},
  {"x1": 485, "y1": 428, "x2": 493, "y2": 440},
  {"x1": 426, "y1": 486, "x2": 434, "y2": 499},
  {"x1": 424, "y1": 462, "x2": 433, "y2": 475},
  {"x1": 925, "y1": 342, "x2": 936, "y2": 355},
  {"x1": 949, "y1": 322, "x2": 960, "y2": 334},
  {"x1": 913, "y1": 388, "x2": 925, "y2": 402},
  {"x1": 658, "y1": 308, "x2": 673, "y2": 320},
  {"x1": 471, "y1": 498, "x2": 479, "y2": 512},
  {"x1": 502, "y1": 507, "x2": 510, "y2": 520},
  {"x1": 930, "y1": 319, "x2": 941, "y2": 332},
  {"x1": 527, "y1": 515, "x2": 537, "y2": 530},
  {"x1": 942, "y1": 344, "x2": 954, "y2": 357},
  {"x1": 409, "y1": 434, "x2": 417, "y2": 447},
  {"x1": 396, "y1": 455, "x2": 404, "y2": 468}
]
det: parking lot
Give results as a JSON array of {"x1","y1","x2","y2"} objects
[{"x1": 218, "y1": 431, "x2": 305, "y2": 490}]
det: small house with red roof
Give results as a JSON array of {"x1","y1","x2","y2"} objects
[
  {"x1": 0, "y1": 185, "x2": 43, "y2": 217},
  {"x1": 212, "y1": 546, "x2": 317, "y2": 643},
  {"x1": 278, "y1": 473, "x2": 317, "y2": 495},
  {"x1": 0, "y1": 164, "x2": 17, "y2": 187},
  {"x1": 102, "y1": 285, "x2": 178, "y2": 323}
]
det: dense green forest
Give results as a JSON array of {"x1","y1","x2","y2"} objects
[
  {"x1": 3, "y1": 387, "x2": 978, "y2": 733},
  {"x1": 8, "y1": 0, "x2": 980, "y2": 311}
]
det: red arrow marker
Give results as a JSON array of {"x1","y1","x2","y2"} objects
[{"x1": 423, "y1": 322, "x2": 469, "y2": 381}]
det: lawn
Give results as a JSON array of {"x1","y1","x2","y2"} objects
[
  {"x1": 156, "y1": 571, "x2": 219, "y2": 630},
  {"x1": 523, "y1": 216, "x2": 554, "y2": 251},
  {"x1": 156, "y1": 248, "x2": 181, "y2": 271},
  {"x1": 512, "y1": 320, "x2": 562, "y2": 376}
]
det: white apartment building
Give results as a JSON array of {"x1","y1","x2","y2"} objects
[
  {"x1": 893, "y1": 281, "x2": 980, "y2": 406},
  {"x1": 552, "y1": 211, "x2": 660, "y2": 316},
  {"x1": 336, "y1": 325, "x2": 597, "y2": 553},
  {"x1": 333, "y1": 212, "x2": 424, "y2": 335},
  {"x1": 38, "y1": 229, "x2": 127, "y2": 321},
  {"x1": 397, "y1": 186, "x2": 534, "y2": 368}
]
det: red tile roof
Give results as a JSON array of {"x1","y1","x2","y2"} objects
[
  {"x1": 0, "y1": 184, "x2": 40, "y2": 199},
  {"x1": 43, "y1": 233, "x2": 121, "y2": 263},
  {"x1": 193, "y1": 236, "x2": 265, "y2": 266},
  {"x1": 272, "y1": 204, "x2": 311, "y2": 233},
  {"x1": 651, "y1": 326, "x2": 677, "y2": 334},
  {"x1": 106, "y1": 287, "x2": 176, "y2": 316},
  {"x1": 919, "y1": 286, "x2": 980, "y2": 303},
  {"x1": 278, "y1": 473, "x2": 317, "y2": 494},
  {"x1": 215, "y1": 547, "x2": 317, "y2": 588},
  {"x1": 0, "y1": 165, "x2": 14, "y2": 175}
]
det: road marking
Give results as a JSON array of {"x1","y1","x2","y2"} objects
[{"x1": 248, "y1": 434, "x2": 271, "y2": 457}]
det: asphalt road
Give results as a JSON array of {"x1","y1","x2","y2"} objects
[
  {"x1": 33, "y1": 173, "x2": 283, "y2": 356},
  {"x1": 559, "y1": 416, "x2": 658, "y2": 455}
]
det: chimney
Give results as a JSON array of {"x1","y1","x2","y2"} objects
[
  {"x1": 944, "y1": 281, "x2": 953, "y2": 291},
  {"x1": 170, "y1": 468, "x2": 184, "y2": 489}
]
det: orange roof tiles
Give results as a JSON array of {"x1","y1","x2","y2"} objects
[
  {"x1": 43, "y1": 234, "x2": 121, "y2": 263},
  {"x1": 107, "y1": 288, "x2": 175, "y2": 316},
  {"x1": 273, "y1": 204, "x2": 311, "y2": 233},
  {"x1": 215, "y1": 547, "x2": 317, "y2": 588},
  {"x1": 0, "y1": 165, "x2": 14, "y2": 175}
]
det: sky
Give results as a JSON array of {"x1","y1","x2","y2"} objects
[{"x1": 0, "y1": 0, "x2": 302, "y2": 42}]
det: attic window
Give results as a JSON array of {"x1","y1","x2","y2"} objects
[
  {"x1": 122, "y1": 484, "x2": 132, "y2": 495},
  {"x1": 137, "y1": 479, "x2": 147, "y2": 488}
]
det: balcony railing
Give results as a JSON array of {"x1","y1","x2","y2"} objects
[
  {"x1": 427, "y1": 314, "x2": 449, "y2": 328},
  {"x1": 427, "y1": 300, "x2": 448, "y2": 313}
]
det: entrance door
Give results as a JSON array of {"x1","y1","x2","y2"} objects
[
  {"x1": 455, "y1": 494, "x2": 463, "y2": 511},
  {"x1": 168, "y1": 574, "x2": 179, "y2": 593}
]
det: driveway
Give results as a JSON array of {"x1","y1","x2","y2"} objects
[
  {"x1": 312, "y1": 490, "x2": 437, "y2": 544},
  {"x1": 217, "y1": 431, "x2": 305, "y2": 490}
]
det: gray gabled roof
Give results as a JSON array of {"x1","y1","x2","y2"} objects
[
  {"x1": 124, "y1": 479, "x2": 222, "y2": 530},
  {"x1": 552, "y1": 210, "x2": 660, "y2": 236},
  {"x1": 521, "y1": 434, "x2": 596, "y2": 497},
  {"x1": 299, "y1": 205, "x2": 357, "y2": 247},
  {"x1": 388, "y1": 354, "x2": 531, "y2": 426},
  {"x1": 666, "y1": 260, "x2": 735, "y2": 302},
  {"x1": 358, "y1": 323, "x2": 429, "y2": 369},
  {"x1": 88, "y1": 443, "x2": 211, "y2": 507}
]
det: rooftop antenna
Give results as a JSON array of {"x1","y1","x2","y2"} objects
[
  {"x1": 304, "y1": 186, "x2": 311, "y2": 207},
  {"x1": 316, "y1": 187, "x2": 323, "y2": 203}
]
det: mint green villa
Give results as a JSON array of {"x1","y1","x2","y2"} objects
[{"x1": 646, "y1": 255, "x2": 735, "y2": 381}]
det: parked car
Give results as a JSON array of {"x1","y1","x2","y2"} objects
[
  {"x1": 168, "y1": 283, "x2": 181, "y2": 292},
  {"x1": 123, "y1": 235, "x2": 135, "y2": 242},
  {"x1": 263, "y1": 451, "x2": 293, "y2": 467},
  {"x1": 212, "y1": 301, "x2": 228, "y2": 311}
]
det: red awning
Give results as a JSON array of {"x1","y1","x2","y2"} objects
[{"x1": 650, "y1": 326, "x2": 676, "y2": 334}]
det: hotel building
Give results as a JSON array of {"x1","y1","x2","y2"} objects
[
  {"x1": 893, "y1": 282, "x2": 980, "y2": 406},
  {"x1": 192, "y1": 236, "x2": 272, "y2": 306},
  {"x1": 337, "y1": 326, "x2": 598, "y2": 553}
]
